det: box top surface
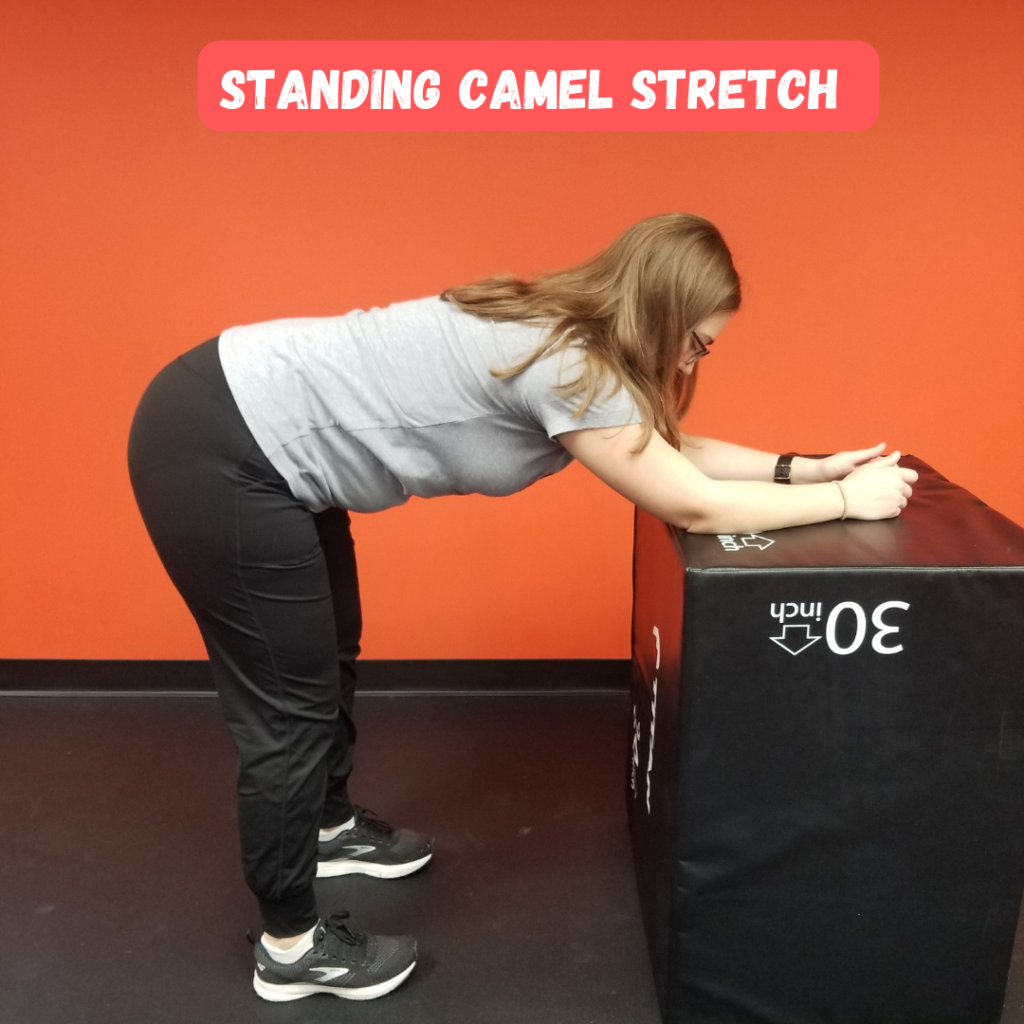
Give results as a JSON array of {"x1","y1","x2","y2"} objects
[{"x1": 673, "y1": 455, "x2": 1024, "y2": 570}]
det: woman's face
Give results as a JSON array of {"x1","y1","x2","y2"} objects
[{"x1": 677, "y1": 311, "x2": 733, "y2": 375}]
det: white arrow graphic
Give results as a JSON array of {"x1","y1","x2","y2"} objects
[
  {"x1": 741, "y1": 533, "x2": 775, "y2": 550},
  {"x1": 769, "y1": 624, "x2": 822, "y2": 655}
]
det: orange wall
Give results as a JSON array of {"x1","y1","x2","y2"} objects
[{"x1": 1, "y1": 0, "x2": 1021, "y2": 660}]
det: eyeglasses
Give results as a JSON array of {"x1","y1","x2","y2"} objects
[{"x1": 688, "y1": 331, "x2": 710, "y2": 360}]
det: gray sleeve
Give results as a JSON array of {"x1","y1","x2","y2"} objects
[{"x1": 519, "y1": 344, "x2": 643, "y2": 439}]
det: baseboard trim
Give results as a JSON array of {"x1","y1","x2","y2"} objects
[{"x1": 0, "y1": 659, "x2": 630, "y2": 696}]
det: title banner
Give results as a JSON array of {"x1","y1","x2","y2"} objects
[{"x1": 198, "y1": 40, "x2": 879, "y2": 132}]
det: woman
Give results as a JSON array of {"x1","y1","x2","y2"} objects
[{"x1": 126, "y1": 212, "x2": 916, "y2": 1003}]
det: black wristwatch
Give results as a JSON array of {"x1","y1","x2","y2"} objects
[{"x1": 774, "y1": 453, "x2": 797, "y2": 484}]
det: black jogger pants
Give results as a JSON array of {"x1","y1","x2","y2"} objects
[{"x1": 127, "y1": 337, "x2": 360, "y2": 937}]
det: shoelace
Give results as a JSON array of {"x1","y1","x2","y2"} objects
[
  {"x1": 245, "y1": 911, "x2": 363, "y2": 949},
  {"x1": 322, "y1": 911, "x2": 362, "y2": 947},
  {"x1": 355, "y1": 805, "x2": 396, "y2": 840}
]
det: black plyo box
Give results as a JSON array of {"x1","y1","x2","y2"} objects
[{"x1": 627, "y1": 456, "x2": 1024, "y2": 1024}]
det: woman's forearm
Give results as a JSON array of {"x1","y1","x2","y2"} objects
[
  {"x1": 687, "y1": 478, "x2": 846, "y2": 535},
  {"x1": 682, "y1": 435, "x2": 823, "y2": 484}
]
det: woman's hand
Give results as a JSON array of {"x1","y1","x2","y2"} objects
[
  {"x1": 837, "y1": 451, "x2": 919, "y2": 520},
  {"x1": 800, "y1": 442, "x2": 891, "y2": 483}
]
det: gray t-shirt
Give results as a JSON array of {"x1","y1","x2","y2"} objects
[{"x1": 217, "y1": 294, "x2": 642, "y2": 513}]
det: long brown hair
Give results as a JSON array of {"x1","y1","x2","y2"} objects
[{"x1": 440, "y1": 212, "x2": 741, "y2": 453}]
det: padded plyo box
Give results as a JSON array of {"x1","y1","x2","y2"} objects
[{"x1": 627, "y1": 456, "x2": 1024, "y2": 1024}]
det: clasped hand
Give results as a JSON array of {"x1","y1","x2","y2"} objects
[{"x1": 805, "y1": 442, "x2": 901, "y2": 483}]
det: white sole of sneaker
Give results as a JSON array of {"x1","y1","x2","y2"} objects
[
  {"x1": 252, "y1": 960, "x2": 416, "y2": 1002},
  {"x1": 315, "y1": 851, "x2": 433, "y2": 879}
]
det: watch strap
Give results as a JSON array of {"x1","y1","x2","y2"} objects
[{"x1": 774, "y1": 453, "x2": 797, "y2": 484}]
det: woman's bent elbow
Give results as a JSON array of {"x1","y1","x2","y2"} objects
[
  {"x1": 676, "y1": 487, "x2": 725, "y2": 534},
  {"x1": 681, "y1": 514, "x2": 719, "y2": 534}
]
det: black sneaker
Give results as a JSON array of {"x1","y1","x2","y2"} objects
[
  {"x1": 249, "y1": 912, "x2": 416, "y2": 1002},
  {"x1": 317, "y1": 806, "x2": 434, "y2": 879}
]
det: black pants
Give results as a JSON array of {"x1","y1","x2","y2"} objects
[{"x1": 127, "y1": 337, "x2": 360, "y2": 937}]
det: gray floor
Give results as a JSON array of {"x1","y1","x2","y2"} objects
[
  {"x1": 0, "y1": 693, "x2": 661, "y2": 1024},
  {"x1": 1, "y1": 692, "x2": 1023, "y2": 1023}
]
